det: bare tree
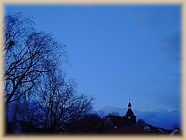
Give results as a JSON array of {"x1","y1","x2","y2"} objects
[
  {"x1": 4, "y1": 13, "x2": 66, "y2": 107},
  {"x1": 28, "y1": 71, "x2": 94, "y2": 133},
  {"x1": 4, "y1": 13, "x2": 94, "y2": 134}
]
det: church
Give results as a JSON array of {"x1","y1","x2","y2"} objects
[
  {"x1": 104, "y1": 101, "x2": 174, "y2": 134},
  {"x1": 105, "y1": 100, "x2": 136, "y2": 128}
]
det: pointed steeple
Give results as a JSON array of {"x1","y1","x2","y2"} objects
[{"x1": 128, "y1": 98, "x2": 131, "y2": 108}]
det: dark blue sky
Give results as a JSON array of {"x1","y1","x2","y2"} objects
[{"x1": 5, "y1": 5, "x2": 182, "y2": 113}]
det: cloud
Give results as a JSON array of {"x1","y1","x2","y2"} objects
[
  {"x1": 160, "y1": 28, "x2": 181, "y2": 62},
  {"x1": 138, "y1": 11, "x2": 174, "y2": 26},
  {"x1": 135, "y1": 109, "x2": 181, "y2": 130},
  {"x1": 136, "y1": 5, "x2": 180, "y2": 27}
]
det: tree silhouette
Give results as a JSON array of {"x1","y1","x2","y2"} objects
[
  {"x1": 4, "y1": 13, "x2": 65, "y2": 106},
  {"x1": 137, "y1": 119, "x2": 146, "y2": 128},
  {"x1": 27, "y1": 72, "x2": 94, "y2": 133},
  {"x1": 4, "y1": 13, "x2": 94, "y2": 134}
]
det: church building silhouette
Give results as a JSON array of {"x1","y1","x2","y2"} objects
[{"x1": 106, "y1": 100, "x2": 136, "y2": 128}]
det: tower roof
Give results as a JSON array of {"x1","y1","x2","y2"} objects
[
  {"x1": 128, "y1": 102, "x2": 132, "y2": 107},
  {"x1": 128, "y1": 99, "x2": 131, "y2": 107},
  {"x1": 125, "y1": 99, "x2": 136, "y2": 117}
]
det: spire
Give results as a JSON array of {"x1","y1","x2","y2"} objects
[{"x1": 128, "y1": 99, "x2": 131, "y2": 108}]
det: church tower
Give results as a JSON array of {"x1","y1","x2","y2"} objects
[{"x1": 124, "y1": 99, "x2": 136, "y2": 127}]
